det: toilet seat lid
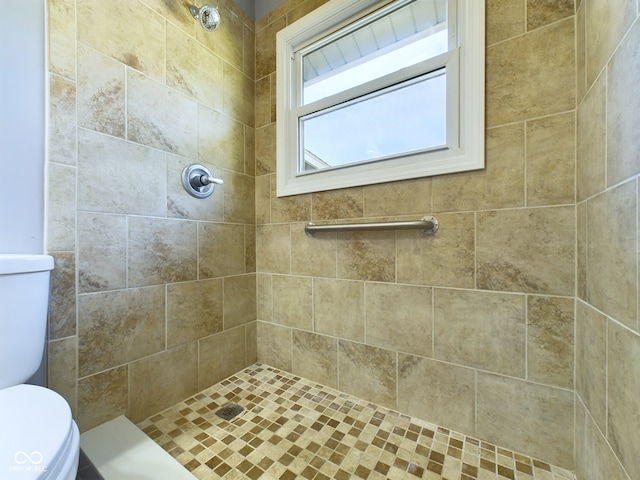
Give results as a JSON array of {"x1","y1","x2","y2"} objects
[{"x1": 0, "y1": 384, "x2": 74, "y2": 479}]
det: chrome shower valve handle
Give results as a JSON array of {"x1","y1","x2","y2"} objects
[{"x1": 182, "y1": 164, "x2": 223, "y2": 198}]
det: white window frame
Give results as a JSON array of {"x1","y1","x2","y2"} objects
[{"x1": 276, "y1": 0, "x2": 485, "y2": 197}]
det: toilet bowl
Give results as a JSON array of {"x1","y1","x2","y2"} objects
[
  {"x1": 0, "y1": 254, "x2": 80, "y2": 479},
  {"x1": 0, "y1": 385, "x2": 79, "y2": 480}
]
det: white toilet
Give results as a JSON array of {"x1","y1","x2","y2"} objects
[{"x1": 0, "y1": 254, "x2": 80, "y2": 480}]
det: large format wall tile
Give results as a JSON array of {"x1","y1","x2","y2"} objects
[
  {"x1": 223, "y1": 274, "x2": 257, "y2": 329},
  {"x1": 127, "y1": 70, "x2": 197, "y2": 156},
  {"x1": 166, "y1": 156, "x2": 224, "y2": 221},
  {"x1": 527, "y1": 0, "x2": 574, "y2": 31},
  {"x1": 77, "y1": 129, "x2": 166, "y2": 216},
  {"x1": 577, "y1": 74, "x2": 606, "y2": 202},
  {"x1": 338, "y1": 341, "x2": 397, "y2": 410},
  {"x1": 291, "y1": 223, "x2": 336, "y2": 277},
  {"x1": 129, "y1": 343, "x2": 198, "y2": 422},
  {"x1": 485, "y1": 0, "x2": 525, "y2": 46},
  {"x1": 586, "y1": 181, "x2": 637, "y2": 329},
  {"x1": 486, "y1": 18, "x2": 574, "y2": 127},
  {"x1": 198, "y1": 223, "x2": 246, "y2": 278},
  {"x1": 78, "y1": 287, "x2": 165, "y2": 377},
  {"x1": 47, "y1": 163, "x2": 76, "y2": 252},
  {"x1": 576, "y1": 300, "x2": 607, "y2": 432},
  {"x1": 166, "y1": 279, "x2": 223, "y2": 347},
  {"x1": 77, "y1": 366, "x2": 128, "y2": 432},
  {"x1": 256, "y1": 321, "x2": 292, "y2": 371},
  {"x1": 477, "y1": 206, "x2": 575, "y2": 295},
  {"x1": 48, "y1": 0, "x2": 76, "y2": 80},
  {"x1": 477, "y1": 372, "x2": 574, "y2": 469},
  {"x1": 48, "y1": 337, "x2": 77, "y2": 414},
  {"x1": 198, "y1": 105, "x2": 245, "y2": 174},
  {"x1": 365, "y1": 283, "x2": 433, "y2": 357},
  {"x1": 337, "y1": 231, "x2": 396, "y2": 282},
  {"x1": 49, "y1": 74, "x2": 77, "y2": 165},
  {"x1": 128, "y1": 217, "x2": 198, "y2": 287},
  {"x1": 48, "y1": 253, "x2": 76, "y2": 339},
  {"x1": 256, "y1": 224, "x2": 291, "y2": 274},
  {"x1": 292, "y1": 330, "x2": 338, "y2": 389},
  {"x1": 77, "y1": 0, "x2": 165, "y2": 80},
  {"x1": 398, "y1": 354, "x2": 475, "y2": 435},
  {"x1": 607, "y1": 322, "x2": 640, "y2": 480},
  {"x1": 78, "y1": 212, "x2": 126, "y2": 293},
  {"x1": 313, "y1": 278, "x2": 364, "y2": 342},
  {"x1": 434, "y1": 289, "x2": 526, "y2": 377},
  {"x1": 272, "y1": 275, "x2": 313, "y2": 330},
  {"x1": 607, "y1": 18, "x2": 640, "y2": 187},
  {"x1": 199, "y1": 327, "x2": 247, "y2": 390}
]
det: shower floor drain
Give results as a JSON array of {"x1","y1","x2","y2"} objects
[{"x1": 215, "y1": 403, "x2": 244, "y2": 421}]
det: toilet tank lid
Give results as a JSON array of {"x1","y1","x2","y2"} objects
[{"x1": 0, "y1": 254, "x2": 54, "y2": 274}]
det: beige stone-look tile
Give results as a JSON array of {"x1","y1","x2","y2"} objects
[
  {"x1": 127, "y1": 70, "x2": 197, "y2": 157},
  {"x1": 363, "y1": 178, "x2": 432, "y2": 217},
  {"x1": 167, "y1": 24, "x2": 224, "y2": 110},
  {"x1": 255, "y1": 16, "x2": 286, "y2": 79},
  {"x1": 434, "y1": 289, "x2": 526, "y2": 377},
  {"x1": 607, "y1": 322, "x2": 640, "y2": 480},
  {"x1": 585, "y1": 0, "x2": 636, "y2": 87},
  {"x1": 576, "y1": 401, "x2": 632, "y2": 480},
  {"x1": 577, "y1": 73, "x2": 606, "y2": 202},
  {"x1": 257, "y1": 273, "x2": 272, "y2": 322},
  {"x1": 398, "y1": 354, "x2": 475, "y2": 435},
  {"x1": 255, "y1": 75, "x2": 271, "y2": 128},
  {"x1": 243, "y1": 23, "x2": 256, "y2": 80},
  {"x1": 607, "y1": 18, "x2": 640, "y2": 187},
  {"x1": 49, "y1": 74, "x2": 77, "y2": 165},
  {"x1": 312, "y1": 188, "x2": 363, "y2": 220},
  {"x1": 575, "y1": 300, "x2": 607, "y2": 432},
  {"x1": 48, "y1": 0, "x2": 76, "y2": 80},
  {"x1": 256, "y1": 224, "x2": 290, "y2": 274},
  {"x1": 245, "y1": 224, "x2": 256, "y2": 273},
  {"x1": 432, "y1": 123, "x2": 525, "y2": 212},
  {"x1": 397, "y1": 212, "x2": 475, "y2": 288},
  {"x1": 271, "y1": 175, "x2": 311, "y2": 223},
  {"x1": 129, "y1": 342, "x2": 198, "y2": 422},
  {"x1": 291, "y1": 222, "x2": 336, "y2": 277},
  {"x1": 77, "y1": 44, "x2": 125, "y2": 138},
  {"x1": 223, "y1": 63, "x2": 255, "y2": 127},
  {"x1": 576, "y1": 0, "x2": 586, "y2": 103},
  {"x1": 255, "y1": 124, "x2": 276, "y2": 175},
  {"x1": 526, "y1": 112, "x2": 575, "y2": 207},
  {"x1": 337, "y1": 231, "x2": 396, "y2": 282},
  {"x1": 477, "y1": 206, "x2": 575, "y2": 296},
  {"x1": 78, "y1": 286, "x2": 165, "y2": 377},
  {"x1": 527, "y1": 295, "x2": 574, "y2": 389},
  {"x1": 48, "y1": 252, "x2": 76, "y2": 339},
  {"x1": 365, "y1": 283, "x2": 432, "y2": 357},
  {"x1": 246, "y1": 322, "x2": 258, "y2": 364},
  {"x1": 47, "y1": 163, "x2": 76, "y2": 252},
  {"x1": 476, "y1": 372, "x2": 574, "y2": 469},
  {"x1": 338, "y1": 340, "x2": 396, "y2": 410},
  {"x1": 167, "y1": 279, "x2": 223, "y2": 347},
  {"x1": 77, "y1": 366, "x2": 128, "y2": 432},
  {"x1": 245, "y1": 125, "x2": 255, "y2": 175},
  {"x1": 199, "y1": 327, "x2": 247, "y2": 390},
  {"x1": 272, "y1": 275, "x2": 313, "y2": 330},
  {"x1": 486, "y1": 18, "x2": 575, "y2": 127},
  {"x1": 255, "y1": 175, "x2": 271, "y2": 224},
  {"x1": 138, "y1": 0, "x2": 195, "y2": 36},
  {"x1": 77, "y1": 129, "x2": 166, "y2": 216},
  {"x1": 256, "y1": 321, "x2": 292, "y2": 371},
  {"x1": 527, "y1": 0, "x2": 574, "y2": 31},
  {"x1": 224, "y1": 274, "x2": 256, "y2": 329},
  {"x1": 198, "y1": 105, "x2": 245, "y2": 174},
  {"x1": 586, "y1": 181, "x2": 637, "y2": 329},
  {"x1": 577, "y1": 201, "x2": 587, "y2": 300},
  {"x1": 313, "y1": 278, "x2": 364, "y2": 342},
  {"x1": 77, "y1": 0, "x2": 165, "y2": 80},
  {"x1": 198, "y1": 223, "x2": 246, "y2": 278},
  {"x1": 48, "y1": 337, "x2": 77, "y2": 414},
  {"x1": 486, "y1": 0, "x2": 525, "y2": 46},
  {"x1": 292, "y1": 330, "x2": 338, "y2": 389},
  {"x1": 128, "y1": 216, "x2": 197, "y2": 287},
  {"x1": 78, "y1": 212, "x2": 126, "y2": 293},
  {"x1": 166, "y1": 156, "x2": 223, "y2": 221},
  {"x1": 224, "y1": 172, "x2": 255, "y2": 224}
]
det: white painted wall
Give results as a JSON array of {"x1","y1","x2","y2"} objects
[{"x1": 0, "y1": 0, "x2": 46, "y2": 254}]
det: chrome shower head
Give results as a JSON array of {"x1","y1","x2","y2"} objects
[{"x1": 189, "y1": 4, "x2": 221, "y2": 32}]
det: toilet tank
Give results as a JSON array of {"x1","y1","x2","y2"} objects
[{"x1": 0, "y1": 254, "x2": 54, "y2": 389}]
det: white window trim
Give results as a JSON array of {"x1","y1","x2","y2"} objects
[{"x1": 276, "y1": 0, "x2": 485, "y2": 197}]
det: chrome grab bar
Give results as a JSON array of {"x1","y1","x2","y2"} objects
[{"x1": 304, "y1": 215, "x2": 438, "y2": 237}]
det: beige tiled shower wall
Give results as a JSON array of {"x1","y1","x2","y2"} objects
[
  {"x1": 46, "y1": 0, "x2": 257, "y2": 432},
  {"x1": 574, "y1": 1, "x2": 640, "y2": 479},
  {"x1": 254, "y1": 0, "x2": 576, "y2": 471}
]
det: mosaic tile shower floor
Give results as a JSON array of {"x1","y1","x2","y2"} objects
[{"x1": 138, "y1": 364, "x2": 575, "y2": 480}]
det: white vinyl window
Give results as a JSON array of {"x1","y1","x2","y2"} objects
[{"x1": 276, "y1": 0, "x2": 484, "y2": 197}]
